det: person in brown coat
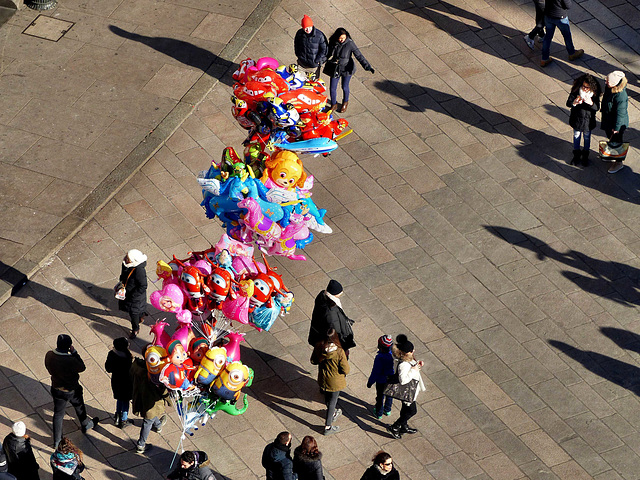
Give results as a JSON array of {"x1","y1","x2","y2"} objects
[
  {"x1": 130, "y1": 356, "x2": 169, "y2": 454},
  {"x1": 310, "y1": 329, "x2": 349, "y2": 435}
]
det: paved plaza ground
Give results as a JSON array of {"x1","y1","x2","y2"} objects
[{"x1": 1, "y1": 0, "x2": 640, "y2": 478}]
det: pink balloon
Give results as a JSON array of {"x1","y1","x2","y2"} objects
[
  {"x1": 222, "y1": 295, "x2": 250, "y2": 325},
  {"x1": 150, "y1": 319, "x2": 171, "y2": 348},
  {"x1": 256, "y1": 57, "x2": 278, "y2": 70},
  {"x1": 193, "y1": 259, "x2": 212, "y2": 276},
  {"x1": 172, "y1": 322, "x2": 191, "y2": 350},
  {"x1": 224, "y1": 331, "x2": 245, "y2": 362},
  {"x1": 150, "y1": 283, "x2": 185, "y2": 313}
]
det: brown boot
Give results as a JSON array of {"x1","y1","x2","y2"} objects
[{"x1": 339, "y1": 101, "x2": 348, "y2": 113}]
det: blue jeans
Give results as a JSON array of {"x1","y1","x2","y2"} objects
[
  {"x1": 329, "y1": 74, "x2": 352, "y2": 105},
  {"x1": 116, "y1": 399, "x2": 129, "y2": 421},
  {"x1": 541, "y1": 16, "x2": 575, "y2": 60},
  {"x1": 573, "y1": 130, "x2": 591, "y2": 150},
  {"x1": 137, "y1": 416, "x2": 162, "y2": 448}
]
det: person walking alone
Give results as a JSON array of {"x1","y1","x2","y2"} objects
[
  {"x1": 293, "y1": 436, "x2": 324, "y2": 480},
  {"x1": 117, "y1": 249, "x2": 148, "y2": 339},
  {"x1": 262, "y1": 432, "x2": 297, "y2": 480},
  {"x1": 326, "y1": 28, "x2": 374, "y2": 113},
  {"x1": 566, "y1": 73, "x2": 601, "y2": 166},
  {"x1": 44, "y1": 335, "x2": 97, "y2": 449},
  {"x1": 294, "y1": 15, "x2": 327, "y2": 80},
  {"x1": 540, "y1": 0, "x2": 583, "y2": 67},
  {"x1": 2, "y1": 422, "x2": 40, "y2": 480},
  {"x1": 601, "y1": 70, "x2": 629, "y2": 174},
  {"x1": 104, "y1": 337, "x2": 134, "y2": 429},
  {"x1": 311, "y1": 329, "x2": 350, "y2": 436},
  {"x1": 386, "y1": 335, "x2": 426, "y2": 440}
]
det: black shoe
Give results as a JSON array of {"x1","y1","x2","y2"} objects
[
  {"x1": 581, "y1": 149, "x2": 589, "y2": 166},
  {"x1": 400, "y1": 426, "x2": 418, "y2": 434},
  {"x1": 387, "y1": 425, "x2": 402, "y2": 439},
  {"x1": 570, "y1": 149, "x2": 581, "y2": 166}
]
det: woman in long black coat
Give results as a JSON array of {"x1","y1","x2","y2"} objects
[
  {"x1": 293, "y1": 436, "x2": 324, "y2": 480},
  {"x1": 326, "y1": 28, "x2": 374, "y2": 113},
  {"x1": 117, "y1": 249, "x2": 148, "y2": 339},
  {"x1": 105, "y1": 337, "x2": 134, "y2": 428},
  {"x1": 566, "y1": 73, "x2": 601, "y2": 166},
  {"x1": 308, "y1": 280, "x2": 356, "y2": 356}
]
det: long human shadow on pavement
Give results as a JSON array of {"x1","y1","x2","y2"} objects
[
  {"x1": 549, "y1": 339, "x2": 640, "y2": 395},
  {"x1": 375, "y1": 0, "x2": 632, "y2": 86},
  {"x1": 486, "y1": 226, "x2": 640, "y2": 306},
  {"x1": 600, "y1": 327, "x2": 640, "y2": 356},
  {"x1": 374, "y1": 79, "x2": 640, "y2": 203},
  {"x1": 109, "y1": 26, "x2": 237, "y2": 84}
]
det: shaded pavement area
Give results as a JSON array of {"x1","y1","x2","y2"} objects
[{"x1": 2, "y1": 0, "x2": 640, "y2": 478}]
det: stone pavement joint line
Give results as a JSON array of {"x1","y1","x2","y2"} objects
[{"x1": 1, "y1": 0, "x2": 640, "y2": 478}]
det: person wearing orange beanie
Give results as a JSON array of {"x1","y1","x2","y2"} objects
[{"x1": 294, "y1": 15, "x2": 328, "y2": 80}]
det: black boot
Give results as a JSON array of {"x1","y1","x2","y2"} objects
[
  {"x1": 581, "y1": 149, "x2": 589, "y2": 166},
  {"x1": 387, "y1": 424, "x2": 402, "y2": 439},
  {"x1": 570, "y1": 150, "x2": 581, "y2": 166}
]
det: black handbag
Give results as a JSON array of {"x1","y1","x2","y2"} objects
[
  {"x1": 323, "y1": 59, "x2": 339, "y2": 78},
  {"x1": 383, "y1": 379, "x2": 419, "y2": 403}
]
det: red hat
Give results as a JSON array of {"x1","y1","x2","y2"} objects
[{"x1": 301, "y1": 15, "x2": 313, "y2": 28}]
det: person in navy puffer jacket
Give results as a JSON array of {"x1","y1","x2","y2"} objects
[
  {"x1": 294, "y1": 15, "x2": 327, "y2": 80},
  {"x1": 367, "y1": 335, "x2": 395, "y2": 419}
]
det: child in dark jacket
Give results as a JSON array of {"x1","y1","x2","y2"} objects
[
  {"x1": 366, "y1": 335, "x2": 395, "y2": 419},
  {"x1": 566, "y1": 73, "x2": 601, "y2": 166},
  {"x1": 105, "y1": 337, "x2": 134, "y2": 428}
]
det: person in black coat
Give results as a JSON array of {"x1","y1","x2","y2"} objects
[
  {"x1": 326, "y1": 28, "x2": 374, "y2": 113},
  {"x1": 2, "y1": 422, "x2": 40, "y2": 480},
  {"x1": 308, "y1": 280, "x2": 356, "y2": 356},
  {"x1": 565, "y1": 73, "x2": 601, "y2": 166},
  {"x1": 167, "y1": 451, "x2": 215, "y2": 480},
  {"x1": 105, "y1": 337, "x2": 134, "y2": 428},
  {"x1": 360, "y1": 451, "x2": 399, "y2": 480},
  {"x1": 294, "y1": 15, "x2": 327, "y2": 79},
  {"x1": 293, "y1": 436, "x2": 323, "y2": 480},
  {"x1": 262, "y1": 432, "x2": 297, "y2": 480},
  {"x1": 117, "y1": 249, "x2": 148, "y2": 339}
]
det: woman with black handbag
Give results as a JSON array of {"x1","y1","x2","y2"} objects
[
  {"x1": 386, "y1": 335, "x2": 425, "y2": 439},
  {"x1": 116, "y1": 249, "x2": 148, "y2": 339},
  {"x1": 325, "y1": 28, "x2": 374, "y2": 113}
]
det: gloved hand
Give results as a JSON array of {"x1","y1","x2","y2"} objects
[
  {"x1": 368, "y1": 67, "x2": 375, "y2": 74},
  {"x1": 366, "y1": 381, "x2": 373, "y2": 388}
]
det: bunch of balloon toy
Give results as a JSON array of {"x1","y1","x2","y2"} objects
[
  {"x1": 230, "y1": 56, "x2": 351, "y2": 174},
  {"x1": 198, "y1": 146, "x2": 332, "y2": 261}
]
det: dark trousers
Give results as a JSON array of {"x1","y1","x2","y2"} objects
[
  {"x1": 323, "y1": 390, "x2": 341, "y2": 426},
  {"x1": 527, "y1": 0, "x2": 545, "y2": 38},
  {"x1": 51, "y1": 386, "x2": 89, "y2": 447},
  {"x1": 375, "y1": 383, "x2": 393, "y2": 414},
  {"x1": 129, "y1": 311, "x2": 146, "y2": 332},
  {"x1": 392, "y1": 401, "x2": 417, "y2": 430},
  {"x1": 329, "y1": 74, "x2": 352, "y2": 105}
]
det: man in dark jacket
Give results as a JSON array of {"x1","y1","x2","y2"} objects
[
  {"x1": 262, "y1": 432, "x2": 296, "y2": 480},
  {"x1": 167, "y1": 451, "x2": 215, "y2": 480},
  {"x1": 44, "y1": 335, "x2": 96, "y2": 449},
  {"x1": 309, "y1": 280, "x2": 356, "y2": 355},
  {"x1": 294, "y1": 15, "x2": 327, "y2": 79},
  {"x1": 540, "y1": 0, "x2": 583, "y2": 67}
]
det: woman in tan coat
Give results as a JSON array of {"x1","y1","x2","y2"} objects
[{"x1": 311, "y1": 328, "x2": 350, "y2": 435}]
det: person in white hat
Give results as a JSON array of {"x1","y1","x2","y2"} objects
[
  {"x1": 2, "y1": 421, "x2": 40, "y2": 479},
  {"x1": 601, "y1": 70, "x2": 629, "y2": 174},
  {"x1": 116, "y1": 249, "x2": 149, "y2": 338}
]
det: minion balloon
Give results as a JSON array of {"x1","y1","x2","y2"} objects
[{"x1": 211, "y1": 361, "x2": 252, "y2": 402}]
